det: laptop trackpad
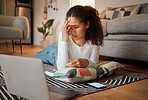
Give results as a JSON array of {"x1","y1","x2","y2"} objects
[{"x1": 48, "y1": 85, "x2": 79, "y2": 100}]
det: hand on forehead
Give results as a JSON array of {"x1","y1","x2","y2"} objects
[{"x1": 67, "y1": 17, "x2": 81, "y2": 27}]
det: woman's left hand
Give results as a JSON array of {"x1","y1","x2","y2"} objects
[{"x1": 66, "y1": 58, "x2": 89, "y2": 67}]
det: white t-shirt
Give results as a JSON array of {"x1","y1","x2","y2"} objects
[{"x1": 57, "y1": 32, "x2": 100, "y2": 70}]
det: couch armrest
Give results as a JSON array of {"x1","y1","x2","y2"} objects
[
  {"x1": 101, "y1": 19, "x2": 110, "y2": 36},
  {"x1": 12, "y1": 16, "x2": 30, "y2": 40}
]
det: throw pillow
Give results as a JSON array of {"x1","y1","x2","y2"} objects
[
  {"x1": 97, "y1": 61, "x2": 124, "y2": 78},
  {"x1": 105, "y1": 5, "x2": 140, "y2": 20},
  {"x1": 100, "y1": 7, "x2": 112, "y2": 19},
  {"x1": 53, "y1": 61, "x2": 124, "y2": 83},
  {"x1": 53, "y1": 67, "x2": 97, "y2": 83}
]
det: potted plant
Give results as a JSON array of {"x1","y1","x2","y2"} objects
[{"x1": 37, "y1": 19, "x2": 54, "y2": 48}]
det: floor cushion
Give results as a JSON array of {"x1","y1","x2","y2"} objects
[{"x1": 53, "y1": 61, "x2": 124, "y2": 83}]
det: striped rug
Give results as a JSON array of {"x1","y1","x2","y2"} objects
[{"x1": 0, "y1": 64, "x2": 148, "y2": 99}]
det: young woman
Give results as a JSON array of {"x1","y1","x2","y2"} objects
[
  {"x1": 35, "y1": 5, "x2": 104, "y2": 70},
  {"x1": 57, "y1": 5, "x2": 104, "y2": 70}
]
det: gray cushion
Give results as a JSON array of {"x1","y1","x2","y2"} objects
[
  {"x1": 107, "y1": 14, "x2": 148, "y2": 34},
  {"x1": 0, "y1": 27, "x2": 23, "y2": 39},
  {"x1": 104, "y1": 34, "x2": 148, "y2": 41}
]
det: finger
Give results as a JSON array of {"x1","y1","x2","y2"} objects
[
  {"x1": 68, "y1": 61, "x2": 80, "y2": 67},
  {"x1": 64, "y1": 19, "x2": 71, "y2": 27},
  {"x1": 66, "y1": 59, "x2": 79, "y2": 67},
  {"x1": 66, "y1": 60, "x2": 73, "y2": 66},
  {"x1": 69, "y1": 62, "x2": 80, "y2": 67},
  {"x1": 66, "y1": 62, "x2": 71, "y2": 66},
  {"x1": 70, "y1": 59, "x2": 79, "y2": 64}
]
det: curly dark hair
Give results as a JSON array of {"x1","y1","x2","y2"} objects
[{"x1": 66, "y1": 5, "x2": 104, "y2": 46}]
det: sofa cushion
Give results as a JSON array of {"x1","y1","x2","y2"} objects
[
  {"x1": 104, "y1": 34, "x2": 148, "y2": 41},
  {"x1": 105, "y1": 5, "x2": 140, "y2": 20},
  {"x1": 107, "y1": 14, "x2": 148, "y2": 34},
  {"x1": 0, "y1": 27, "x2": 23, "y2": 39}
]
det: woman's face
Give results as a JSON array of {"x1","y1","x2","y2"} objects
[{"x1": 67, "y1": 17, "x2": 89, "y2": 41}]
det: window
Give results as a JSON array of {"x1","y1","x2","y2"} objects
[{"x1": 69, "y1": 0, "x2": 95, "y2": 8}]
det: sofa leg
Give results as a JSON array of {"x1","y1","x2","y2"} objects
[
  {"x1": 12, "y1": 40, "x2": 14, "y2": 53},
  {"x1": 5, "y1": 41, "x2": 8, "y2": 48},
  {"x1": 20, "y1": 40, "x2": 22, "y2": 55}
]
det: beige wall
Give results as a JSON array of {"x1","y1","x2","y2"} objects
[
  {"x1": 33, "y1": 0, "x2": 148, "y2": 45},
  {"x1": 33, "y1": 0, "x2": 44, "y2": 45},
  {"x1": 33, "y1": 0, "x2": 69, "y2": 45}
]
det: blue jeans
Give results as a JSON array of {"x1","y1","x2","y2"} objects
[{"x1": 35, "y1": 43, "x2": 58, "y2": 67}]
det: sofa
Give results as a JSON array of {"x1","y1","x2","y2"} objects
[
  {"x1": 100, "y1": 3, "x2": 148, "y2": 62},
  {"x1": 0, "y1": 16, "x2": 30, "y2": 54}
]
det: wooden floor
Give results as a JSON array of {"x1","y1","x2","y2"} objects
[
  {"x1": 0, "y1": 44, "x2": 148, "y2": 100},
  {"x1": 0, "y1": 44, "x2": 42, "y2": 54}
]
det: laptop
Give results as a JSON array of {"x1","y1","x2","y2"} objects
[{"x1": 0, "y1": 54, "x2": 78, "y2": 100}]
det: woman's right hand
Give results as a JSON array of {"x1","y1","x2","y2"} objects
[{"x1": 61, "y1": 19, "x2": 71, "y2": 42}]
